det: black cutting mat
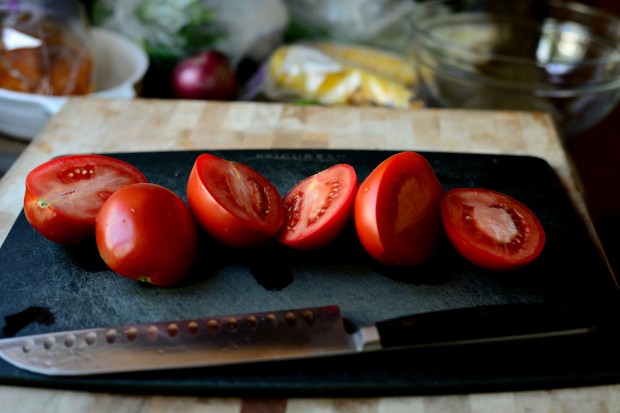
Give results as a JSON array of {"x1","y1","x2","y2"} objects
[{"x1": 0, "y1": 149, "x2": 619, "y2": 396}]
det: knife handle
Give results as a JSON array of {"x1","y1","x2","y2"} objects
[{"x1": 374, "y1": 303, "x2": 597, "y2": 349}]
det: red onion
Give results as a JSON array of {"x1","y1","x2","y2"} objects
[{"x1": 171, "y1": 50, "x2": 238, "y2": 101}]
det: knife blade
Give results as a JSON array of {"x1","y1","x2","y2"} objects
[{"x1": 0, "y1": 303, "x2": 596, "y2": 376}]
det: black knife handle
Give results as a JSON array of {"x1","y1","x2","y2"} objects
[{"x1": 375, "y1": 303, "x2": 598, "y2": 349}]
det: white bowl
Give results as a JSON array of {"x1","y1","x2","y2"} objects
[{"x1": 0, "y1": 28, "x2": 149, "y2": 140}]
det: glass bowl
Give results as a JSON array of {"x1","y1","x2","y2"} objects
[{"x1": 407, "y1": 0, "x2": 620, "y2": 138}]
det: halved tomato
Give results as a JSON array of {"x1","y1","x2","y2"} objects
[
  {"x1": 276, "y1": 164, "x2": 357, "y2": 250},
  {"x1": 186, "y1": 153, "x2": 284, "y2": 248},
  {"x1": 354, "y1": 152, "x2": 444, "y2": 266},
  {"x1": 24, "y1": 154, "x2": 147, "y2": 244},
  {"x1": 440, "y1": 188, "x2": 546, "y2": 271},
  {"x1": 96, "y1": 183, "x2": 198, "y2": 287}
]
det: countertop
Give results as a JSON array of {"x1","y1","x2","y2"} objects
[{"x1": 0, "y1": 98, "x2": 618, "y2": 412}]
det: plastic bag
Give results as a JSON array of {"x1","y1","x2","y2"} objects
[
  {"x1": 93, "y1": 0, "x2": 288, "y2": 68},
  {"x1": 263, "y1": 42, "x2": 422, "y2": 109},
  {"x1": 0, "y1": 0, "x2": 95, "y2": 95},
  {"x1": 285, "y1": 0, "x2": 415, "y2": 52}
]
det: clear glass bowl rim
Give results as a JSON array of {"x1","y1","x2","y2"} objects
[{"x1": 408, "y1": 0, "x2": 620, "y2": 67}]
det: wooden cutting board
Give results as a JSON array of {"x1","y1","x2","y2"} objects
[{"x1": 0, "y1": 99, "x2": 618, "y2": 396}]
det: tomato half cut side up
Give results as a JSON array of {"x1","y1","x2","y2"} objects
[
  {"x1": 440, "y1": 188, "x2": 546, "y2": 271},
  {"x1": 186, "y1": 153, "x2": 284, "y2": 248},
  {"x1": 24, "y1": 154, "x2": 147, "y2": 244},
  {"x1": 354, "y1": 151, "x2": 444, "y2": 266},
  {"x1": 276, "y1": 164, "x2": 358, "y2": 250}
]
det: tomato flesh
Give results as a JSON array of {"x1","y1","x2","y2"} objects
[
  {"x1": 277, "y1": 164, "x2": 357, "y2": 250},
  {"x1": 24, "y1": 154, "x2": 147, "y2": 244},
  {"x1": 440, "y1": 188, "x2": 546, "y2": 271},
  {"x1": 186, "y1": 153, "x2": 284, "y2": 248},
  {"x1": 354, "y1": 152, "x2": 444, "y2": 266},
  {"x1": 95, "y1": 183, "x2": 198, "y2": 287}
]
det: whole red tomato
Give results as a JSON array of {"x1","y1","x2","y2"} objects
[
  {"x1": 277, "y1": 164, "x2": 358, "y2": 250},
  {"x1": 186, "y1": 153, "x2": 284, "y2": 248},
  {"x1": 354, "y1": 152, "x2": 444, "y2": 266},
  {"x1": 24, "y1": 154, "x2": 147, "y2": 244},
  {"x1": 95, "y1": 183, "x2": 198, "y2": 287},
  {"x1": 441, "y1": 188, "x2": 546, "y2": 271}
]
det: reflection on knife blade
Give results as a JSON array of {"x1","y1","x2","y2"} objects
[{"x1": 0, "y1": 304, "x2": 596, "y2": 376}]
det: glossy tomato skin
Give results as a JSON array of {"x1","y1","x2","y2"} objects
[
  {"x1": 276, "y1": 164, "x2": 357, "y2": 250},
  {"x1": 440, "y1": 188, "x2": 546, "y2": 271},
  {"x1": 95, "y1": 183, "x2": 198, "y2": 287},
  {"x1": 24, "y1": 154, "x2": 147, "y2": 244},
  {"x1": 186, "y1": 153, "x2": 284, "y2": 248},
  {"x1": 354, "y1": 152, "x2": 444, "y2": 266}
]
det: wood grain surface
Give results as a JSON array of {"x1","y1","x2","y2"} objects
[{"x1": 0, "y1": 99, "x2": 617, "y2": 413}]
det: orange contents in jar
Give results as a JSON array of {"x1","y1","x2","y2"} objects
[{"x1": 0, "y1": 13, "x2": 95, "y2": 96}]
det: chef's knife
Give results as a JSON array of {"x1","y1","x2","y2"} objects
[{"x1": 0, "y1": 303, "x2": 596, "y2": 376}]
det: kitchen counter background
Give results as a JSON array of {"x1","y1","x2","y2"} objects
[{"x1": 566, "y1": 106, "x2": 620, "y2": 276}]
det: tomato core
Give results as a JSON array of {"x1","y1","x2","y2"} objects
[{"x1": 393, "y1": 175, "x2": 424, "y2": 234}]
